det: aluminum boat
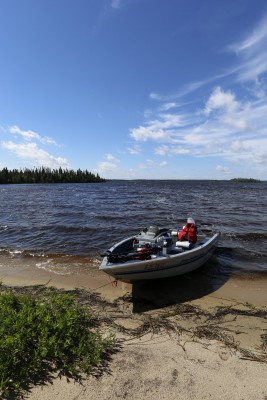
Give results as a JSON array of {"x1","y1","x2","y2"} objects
[{"x1": 100, "y1": 223, "x2": 220, "y2": 283}]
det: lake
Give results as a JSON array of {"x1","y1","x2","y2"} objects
[{"x1": 0, "y1": 180, "x2": 267, "y2": 279}]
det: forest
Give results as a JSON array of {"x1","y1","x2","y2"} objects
[
  {"x1": 230, "y1": 178, "x2": 261, "y2": 183},
  {"x1": 0, "y1": 167, "x2": 106, "y2": 184}
]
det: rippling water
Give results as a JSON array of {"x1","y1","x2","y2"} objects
[{"x1": 0, "y1": 180, "x2": 267, "y2": 278}]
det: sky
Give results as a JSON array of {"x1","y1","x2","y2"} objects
[{"x1": 0, "y1": 0, "x2": 267, "y2": 180}]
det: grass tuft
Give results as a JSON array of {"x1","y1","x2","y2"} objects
[{"x1": 0, "y1": 288, "x2": 115, "y2": 397}]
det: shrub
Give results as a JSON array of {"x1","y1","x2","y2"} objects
[{"x1": 0, "y1": 289, "x2": 115, "y2": 396}]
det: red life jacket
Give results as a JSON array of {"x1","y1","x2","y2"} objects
[{"x1": 178, "y1": 223, "x2": 197, "y2": 244}]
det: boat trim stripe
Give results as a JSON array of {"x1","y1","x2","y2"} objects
[{"x1": 112, "y1": 245, "x2": 215, "y2": 277}]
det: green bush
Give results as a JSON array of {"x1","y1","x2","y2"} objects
[{"x1": 0, "y1": 289, "x2": 114, "y2": 395}]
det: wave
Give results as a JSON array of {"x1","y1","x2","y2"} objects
[
  {"x1": 223, "y1": 232, "x2": 267, "y2": 241},
  {"x1": 0, "y1": 247, "x2": 98, "y2": 261},
  {"x1": 215, "y1": 245, "x2": 267, "y2": 275},
  {"x1": 0, "y1": 248, "x2": 101, "y2": 277},
  {"x1": 1, "y1": 180, "x2": 266, "y2": 278}
]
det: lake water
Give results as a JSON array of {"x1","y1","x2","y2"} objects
[{"x1": 0, "y1": 180, "x2": 267, "y2": 279}]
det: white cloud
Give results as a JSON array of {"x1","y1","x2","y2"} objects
[
  {"x1": 148, "y1": 14, "x2": 267, "y2": 109},
  {"x1": 97, "y1": 161, "x2": 119, "y2": 173},
  {"x1": 201, "y1": 87, "x2": 255, "y2": 135},
  {"x1": 96, "y1": 153, "x2": 121, "y2": 175},
  {"x1": 124, "y1": 13, "x2": 267, "y2": 179},
  {"x1": 127, "y1": 144, "x2": 142, "y2": 154},
  {"x1": 171, "y1": 147, "x2": 190, "y2": 155},
  {"x1": 149, "y1": 92, "x2": 162, "y2": 100},
  {"x1": 154, "y1": 145, "x2": 190, "y2": 156},
  {"x1": 129, "y1": 112, "x2": 185, "y2": 142},
  {"x1": 105, "y1": 153, "x2": 120, "y2": 163},
  {"x1": 154, "y1": 145, "x2": 169, "y2": 156},
  {"x1": 149, "y1": 114, "x2": 183, "y2": 130},
  {"x1": 227, "y1": 14, "x2": 267, "y2": 86},
  {"x1": 148, "y1": 75, "x2": 226, "y2": 103},
  {"x1": 0, "y1": 124, "x2": 69, "y2": 168},
  {"x1": 159, "y1": 102, "x2": 177, "y2": 111},
  {"x1": 229, "y1": 15, "x2": 267, "y2": 54},
  {"x1": 150, "y1": 87, "x2": 203, "y2": 103},
  {"x1": 95, "y1": 162, "x2": 146, "y2": 179},
  {"x1": 2, "y1": 141, "x2": 69, "y2": 168},
  {"x1": 230, "y1": 140, "x2": 246, "y2": 152},
  {"x1": 221, "y1": 116, "x2": 248, "y2": 131},
  {"x1": 216, "y1": 165, "x2": 231, "y2": 174},
  {"x1": 129, "y1": 77, "x2": 267, "y2": 179},
  {"x1": 159, "y1": 161, "x2": 168, "y2": 167},
  {"x1": 138, "y1": 159, "x2": 168, "y2": 169},
  {"x1": 146, "y1": 159, "x2": 168, "y2": 167},
  {"x1": 130, "y1": 126, "x2": 168, "y2": 142},
  {"x1": 9, "y1": 125, "x2": 57, "y2": 145},
  {"x1": 203, "y1": 87, "x2": 240, "y2": 115},
  {"x1": 248, "y1": 82, "x2": 266, "y2": 99}
]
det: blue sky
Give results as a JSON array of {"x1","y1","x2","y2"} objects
[{"x1": 1, "y1": 0, "x2": 267, "y2": 180}]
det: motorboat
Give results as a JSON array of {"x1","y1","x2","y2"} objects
[{"x1": 100, "y1": 222, "x2": 220, "y2": 283}]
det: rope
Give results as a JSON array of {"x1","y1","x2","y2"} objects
[{"x1": 92, "y1": 277, "x2": 118, "y2": 291}]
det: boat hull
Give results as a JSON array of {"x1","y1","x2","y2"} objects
[{"x1": 100, "y1": 233, "x2": 219, "y2": 283}]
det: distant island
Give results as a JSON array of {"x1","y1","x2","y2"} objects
[
  {"x1": 230, "y1": 178, "x2": 261, "y2": 183},
  {"x1": 0, "y1": 167, "x2": 106, "y2": 184}
]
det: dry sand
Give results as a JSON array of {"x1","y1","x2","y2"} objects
[
  {"x1": 27, "y1": 335, "x2": 267, "y2": 400},
  {"x1": 1, "y1": 262, "x2": 267, "y2": 400}
]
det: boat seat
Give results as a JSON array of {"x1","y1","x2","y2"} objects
[{"x1": 175, "y1": 241, "x2": 193, "y2": 249}]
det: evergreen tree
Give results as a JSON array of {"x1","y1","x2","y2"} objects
[{"x1": 0, "y1": 167, "x2": 106, "y2": 184}]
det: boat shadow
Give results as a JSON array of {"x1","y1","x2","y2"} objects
[{"x1": 131, "y1": 251, "x2": 230, "y2": 313}]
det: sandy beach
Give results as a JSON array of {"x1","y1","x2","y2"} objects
[{"x1": 1, "y1": 262, "x2": 267, "y2": 400}]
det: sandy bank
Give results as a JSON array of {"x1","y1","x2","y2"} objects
[
  {"x1": 1, "y1": 263, "x2": 267, "y2": 399},
  {"x1": 27, "y1": 334, "x2": 267, "y2": 400},
  {"x1": 0, "y1": 258, "x2": 266, "y2": 306}
]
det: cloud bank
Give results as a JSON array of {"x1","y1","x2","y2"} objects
[
  {"x1": 1, "y1": 125, "x2": 69, "y2": 169},
  {"x1": 121, "y1": 13, "x2": 267, "y2": 178}
]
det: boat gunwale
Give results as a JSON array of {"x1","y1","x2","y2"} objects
[{"x1": 100, "y1": 232, "x2": 220, "y2": 272}]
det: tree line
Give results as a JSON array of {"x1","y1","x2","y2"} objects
[
  {"x1": 230, "y1": 178, "x2": 260, "y2": 183},
  {"x1": 0, "y1": 167, "x2": 106, "y2": 184}
]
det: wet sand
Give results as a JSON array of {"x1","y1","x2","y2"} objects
[
  {"x1": 1, "y1": 262, "x2": 267, "y2": 400},
  {"x1": 1, "y1": 259, "x2": 266, "y2": 306}
]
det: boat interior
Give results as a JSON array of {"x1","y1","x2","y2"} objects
[{"x1": 110, "y1": 225, "x2": 210, "y2": 258}]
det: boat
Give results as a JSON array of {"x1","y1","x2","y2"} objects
[{"x1": 100, "y1": 221, "x2": 220, "y2": 283}]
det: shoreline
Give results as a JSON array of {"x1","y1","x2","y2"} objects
[
  {"x1": 1, "y1": 263, "x2": 267, "y2": 399},
  {"x1": 1, "y1": 259, "x2": 267, "y2": 306}
]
